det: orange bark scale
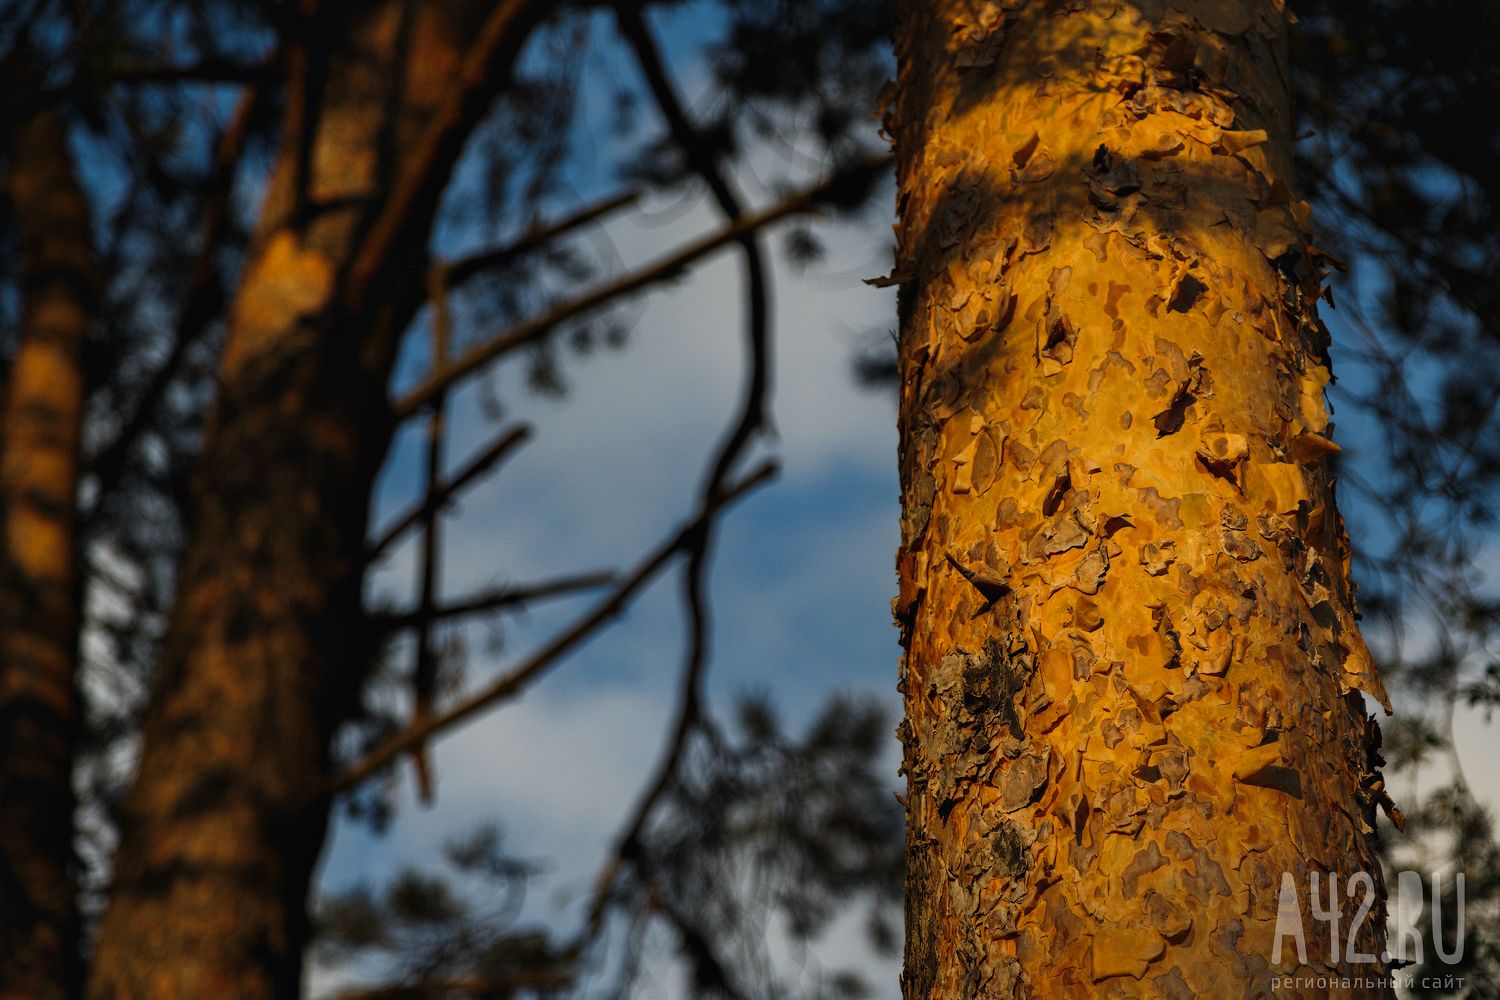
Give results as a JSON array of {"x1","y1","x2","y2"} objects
[{"x1": 893, "y1": 2, "x2": 1392, "y2": 997}]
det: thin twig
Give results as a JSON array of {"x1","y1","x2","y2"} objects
[
  {"x1": 366, "y1": 425, "x2": 532, "y2": 563},
  {"x1": 409, "y1": 264, "x2": 452, "y2": 803},
  {"x1": 615, "y1": 5, "x2": 769, "y2": 497},
  {"x1": 86, "y1": 84, "x2": 265, "y2": 499},
  {"x1": 445, "y1": 186, "x2": 641, "y2": 289},
  {"x1": 376, "y1": 188, "x2": 643, "y2": 373},
  {"x1": 575, "y1": 20, "x2": 773, "y2": 989},
  {"x1": 581, "y1": 537, "x2": 711, "y2": 946},
  {"x1": 327, "y1": 461, "x2": 777, "y2": 795},
  {"x1": 337, "y1": 0, "x2": 547, "y2": 323},
  {"x1": 371, "y1": 569, "x2": 616, "y2": 633},
  {"x1": 390, "y1": 158, "x2": 885, "y2": 421}
]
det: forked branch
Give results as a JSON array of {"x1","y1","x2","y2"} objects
[
  {"x1": 328, "y1": 461, "x2": 777, "y2": 795},
  {"x1": 366, "y1": 425, "x2": 532, "y2": 563},
  {"x1": 391, "y1": 156, "x2": 887, "y2": 421}
]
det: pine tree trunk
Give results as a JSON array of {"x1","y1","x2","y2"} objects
[
  {"x1": 0, "y1": 108, "x2": 95, "y2": 1000},
  {"x1": 892, "y1": 2, "x2": 1393, "y2": 996},
  {"x1": 85, "y1": 6, "x2": 539, "y2": 998}
]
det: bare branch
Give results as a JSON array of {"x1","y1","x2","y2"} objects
[
  {"x1": 617, "y1": 4, "x2": 770, "y2": 495},
  {"x1": 582, "y1": 540, "x2": 710, "y2": 947},
  {"x1": 409, "y1": 266, "x2": 453, "y2": 804},
  {"x1": 390, "y1": 157, "x2": 887, "y2": 421},
  {"x1": 336, "y1": 0, "x2": 549, "y2": 324},
  {"x1": 444, "y1": 186, "x2": 641, "y2": 289},
  {"x1": 371, "y1": 570, "x2": 617, "y2": 634},
  {"x1": 578, "y1": 14, "x2": 776, "y2": 964},
  {"x1": 86, "y1": 84, "x2": 265, "y2": 499},
  {"x1": 375, "y1": 188, "x2": 643, "y2": 377},
  {"x1": 366, "y1": 425, "x2": 532, "y2": 564},
  {"x1": 327, "y1": 461, "x2": 777, "y2": 796}
]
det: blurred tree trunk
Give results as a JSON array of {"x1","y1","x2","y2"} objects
[
  {"x1": 892, "y1": 1, "x2": 1393, "y2": 996},
  {"x1": 86, "y1": 4, "x2": 541, "y2": 998},
  {"x1": 0, "y1": 107, "x2": 94, "y2": 1000}
]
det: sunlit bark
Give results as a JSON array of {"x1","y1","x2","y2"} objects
[
  {"x1": 86, "y1": 5, "x2": 542, "y2": 998},
  {"x1": 892, "y1": 2, "x2": 1392, "y2": 996},
  {"x1": 0, "y1": 107, "x2": 94, "y2": 1000}
]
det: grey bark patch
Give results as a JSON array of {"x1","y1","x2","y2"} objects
[
  {"x1": 1001, "y1": 749, "x2": 1051, "y2": 812},
  {"x1": 964, "y1": 637, "x2": 1033, "y2": 739},
  {"x1": 993, "y1": 819, "x2": 1032, "y2": 879},
  {"x1": 1063, "y1": 548, "x2": 1110, "y2": 595},
  {"x1": 1153, "y1": 966, "x2": 1195, "y2": 999},
  {"x1": 901, "y1": 833, "x2": 941, "y2": 1000},
  {"x1": 1140, "y1": 539, "x2": 1177, "y2": 575},
  {"x1": 1222, "y1": 529, "x2": 1262, "y2": 561},
  {"x1": 924, "y1": 638, "x2": 1035, "y2": 810},
  {"x1": 1121, "y1": 842, "x2": 1168, "y2": 900}
]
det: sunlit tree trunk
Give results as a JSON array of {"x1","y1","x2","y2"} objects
[
  {"x1": 86, "y1": 5, "x2": 540, "y2": 998},
  {"x1": 892, "y1": 2, "x2": 1393, "y2": 996},
  {"x1": 0, "y1": 107, "x2": 94, "y2": 1000}
]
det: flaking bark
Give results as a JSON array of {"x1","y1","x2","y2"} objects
[
  {"x1": 892, "y1": 2, "x2": 1392, "y2": 996},
  {"x1": 0, "y1": 107, "x2": 95, "y2": 1000}
]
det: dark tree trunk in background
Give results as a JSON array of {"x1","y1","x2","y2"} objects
[
  {"x1": 892, "y1": 1, "x2": 1392, "y2": 996},
  {"x1": 86, "y1": 4, "x2": 543, "y2": 998},
  {"x1": 0, "y1": 107, "x2": 95, "y2": 1000}
]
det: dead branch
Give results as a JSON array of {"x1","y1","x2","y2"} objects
[
  {"x1": 577, "y1": 11, "x2": 775, "y2": 962},
  {"x1": 366, "y1": 425, "x2": 532, "y2": 564},
  {"x1": 370, "y1": 570, "x2": 618, "y2": 634},
  {"x1": 616, "y1": 5, "x2": 771, "y2": 493},
  {"x1": 327, "y1": 461, "x2": 777, "y2": 796},
  {"x1": 409, "y1": 265, "x2": 453, "y2": 803},
  {"x1": 390, "y1": 158, "x2": 885, "y2": 421},
  {"x1": 444, "y1": 186, "x2": 641, "y2": 289},
  {"x1": 86, "y1": 84, "x2": 265, "y2": 500},
  {"x1": 372, "y1": 187, "x2": 643, "y2": 385},
  {"x1": 337, "y1": 0, "x2": 549, "y2": 324}
]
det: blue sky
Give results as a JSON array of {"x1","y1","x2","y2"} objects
[
  {"x1": 312, "y1": 8, "x2": 910, "y2": 987},
  {"x1": 319, "y1": 179, "x2": 907, "y2": 995}
]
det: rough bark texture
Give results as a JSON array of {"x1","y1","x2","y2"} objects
[
  {"x1": 0, "y1": 108, "x2": 94, "y2": 1000},
  {"x1": 85, "y1": 5, "x2": 539, "y2": 998},
  {"x1": 892, "y1": 2, "x2": 1392, "y2": 997}
]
